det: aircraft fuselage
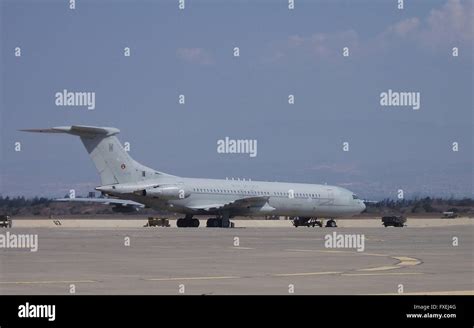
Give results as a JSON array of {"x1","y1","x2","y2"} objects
[{"x1": 98, "y1": 176, "x2": 366, "y2": 218}]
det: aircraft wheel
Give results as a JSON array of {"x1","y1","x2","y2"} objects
[
  {"x1": 177, "y1": 218, "x2": 184, "y2": 228},
  {"x1": 206, "y1": 218, "x2": 216, "y2": 227},
  {"x1": 326, "y1": 220, "x2": 337, "y2": 228},
  {"x1": 221, "y1": 219, "x2": 230, "y2": 228},
  {"x1": 192, "y1": 218, "x2": 200, "y2": 228}
]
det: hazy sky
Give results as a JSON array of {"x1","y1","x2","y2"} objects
[{"x1": 1, "y1": 0, "x2": 473, "y2": 199}]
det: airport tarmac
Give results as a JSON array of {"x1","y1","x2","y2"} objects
[{"x1": 0, "y1": 226, "x2": 472, "y2": 295}]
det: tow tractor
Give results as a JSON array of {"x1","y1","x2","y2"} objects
[
  {"x1": 144, "y1": 217, "x2": 170, "y2": 227},
  {"x1": 292, "y1": 217, "x2": 327, "y2": 228},
  {"x1": 0, "y1": 215, "x2": 12, "y2": 228},
  {"x1": 381, "y1": 216, "x2": 406, "y2": 227}
]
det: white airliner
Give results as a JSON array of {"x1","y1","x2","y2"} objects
[{"x1": 21, "y1": 125, "x2": 366, "y2": 228}]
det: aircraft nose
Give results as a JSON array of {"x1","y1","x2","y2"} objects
[{"x1": 360, "y1": 201, "x2": 366, "y2": 212}]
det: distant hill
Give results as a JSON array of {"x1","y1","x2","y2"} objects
[
  {"x1": 363, "y1": 197, "x2": 474, "y2": 217},
  {"x1": 0, "y1": 196, "x2": 163, "y2": 216},
  {"x1": 0, "y1": 196, "x2": 473, "y2": 217}
]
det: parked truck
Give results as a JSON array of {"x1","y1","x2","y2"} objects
[{"x1": 381, "y1": 216, "x2": 406, "y2": 227}]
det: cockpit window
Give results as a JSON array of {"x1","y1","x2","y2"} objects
[{"x1": 352, "y1": 194, "x2": 359, "y2": 200}]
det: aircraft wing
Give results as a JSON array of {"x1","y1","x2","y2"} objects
[
  {"x1": 187, "y1": 196, "x2": 273, "y2": 212},
  {"x1": 54, "y1": 198, "x2": 145, "y2": 208}
]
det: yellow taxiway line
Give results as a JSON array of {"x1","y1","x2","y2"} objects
[
  {"x1": 272, "y1": 271, "x2": 342, "y2": 277},
  {"x1": 343, "y1": 272, "x2": 424, "y2": 276},
  {"x1": 375, "y1": 290, "x2": 474, "y2": 295},
  {"x1": 0, "y1": 280, "x2": 96, "y2": 285},
  {"x1": 146, "y1": 276, "x2": 240, "y2": 281},
  {"x1": 358, "y1": 256, "x2": 421, "y2": 272}
]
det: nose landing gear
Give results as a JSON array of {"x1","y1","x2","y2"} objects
[
  {"x1": 292, "y1": 217, "x2": 337, "y2": 228},
  {"x1": 325, "y1": 219, "x2": 337, "y2": 228}
]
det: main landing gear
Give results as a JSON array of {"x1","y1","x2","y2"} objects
[
  {"x1": 206, "y1": 214, "x2": 233, "y2": 228},
  {"x1": 176, "y1": 215, "x2": 200, "y2": 228},
  {"x1": 176, "y1": 214, "x2": 234, "y2": 228}
]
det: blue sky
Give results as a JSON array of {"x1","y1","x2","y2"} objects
[{"x1": 1, "y1": 0, "x2": 473, "y2": 199}]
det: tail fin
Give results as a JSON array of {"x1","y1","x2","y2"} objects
[{"x1": 21, "y1": 125, "x2": 167, "y2": 185}]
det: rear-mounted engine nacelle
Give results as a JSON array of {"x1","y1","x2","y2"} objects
[{"x1": 141, "y1": 186, "x2": 190, "y2": 200}]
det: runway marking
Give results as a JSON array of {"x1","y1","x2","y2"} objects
[
  {"x1": 0, "y1": 280, "x2": 96, "y2": 285},
  {"x1": 358, "y1": 265, "x2": 401, "y2": 271},
  {"x1": 285, "y1": 249, "x2": 423, "y2": 273},
  {"x1": 146, "y1": 276, "x2": 240, "y2": 281},
  {"x1": 285, "y1": 249, "x2": 353, "y2": 254},
  {"x1": 142, "y1": 252, "x2": 423, "y2": 283},
  {"x1": 343, "y1": 272, "x2": 424, "y2": 276},
  {"x1": 279, "y1": 238, "x2": 324, "y2": 241},
  {"x1": 272, "y1": 271, "x2": 342, "y2": 277},
  {"x1": 286, "y1": 249, "x2": 387, "y2": 257},
  {"x1": 364, "y1": 238, "x2": 385, "y2": 242},
  {"x1": 393, "y1": 256, "x2": 421, "y2": 266},
  {"x1": 362, "y1": 252, "x2": 388, "y2": 257},
  {"x1": 358, "y1": 256, "x2": 421, "y2": 272},
  {"x1": 389, "y1": 290, "x2": 474, "y2": 295},
  {"x1": 229, "y1": 247, "x2": 254, "y2": 250}
]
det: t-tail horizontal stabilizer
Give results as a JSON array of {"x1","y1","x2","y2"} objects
[
  {"x1": 20, "y1": 125, "x2": 171, "y2": 185},
  {"x1": 20, "y1": 125, "x2": 120, "y2": 136}
]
